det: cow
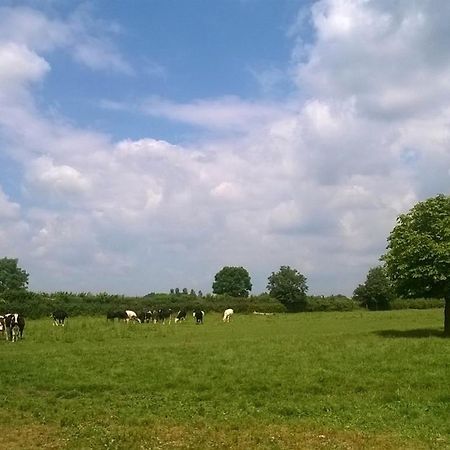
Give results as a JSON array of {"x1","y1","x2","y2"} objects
[
  {"x1": 156, "y1": 308, "x2": 173, "y2": 324},
  {"x1": 125, "y1": 310, "x2": 141, "y2": 323},
  {"x1": 138, "y1": 311, "x2": 151, "y2": 323},
  {"x1": 5, "y1": 313, "x2": 25, "y2": 341},
  {"x1": 52, "y1": 310, "x2": 68, "y2": 326},
  {"x1": 223, "y1": 308, "x2": 234, "y2": 323},
  {"x1": 175, "y1": 309, "x2": 187, "y2": 323},
  {"x1": 0, "y1": 315, "x2": 5, "y2": 337},
  {"x1": 193, "y1": 310, "x2": 204, "y2": 324},
  {"x1": 106, "y1": 310, "x2": 138, "y2": 322}
]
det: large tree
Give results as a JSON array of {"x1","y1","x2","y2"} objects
[
  {"x1": 212, "y1": 266, "x2": 252, "y2": 298},
  {"x1": 353, "y1": 266, "x2": 394, "y2": 310},
  {"x1": 267, "y1": 266, "x2": 308, "y2": 312},
  {"x1": 382, "y1": 194, "x2": 450, "y2": 336},
  {"x1": 0, "y1": 257, "x2": 29, "y2": 294}
]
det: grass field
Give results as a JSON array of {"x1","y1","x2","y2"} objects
[{"x1": 0, "y1": 309, "x2": 448, "y2": 449}]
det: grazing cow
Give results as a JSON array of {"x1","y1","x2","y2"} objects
[
  {"x1": 223, "y1": 308, "x2": 234, "y2": 323},
  {"x1": 138, "y1": 311, "x2": 151, "y2": 323},
  {"x1": 0, "y1": 315, "x2": 5, "y2": 337},
  {"x1": 193, "y1": 310, "x2": 204, "y2": 324},
  {"x1": 106, "y1": 310, "x2": 133, "y2": 321},
  {"x1": 5, "y1": 313, "x2": 25, "y2": 341},
  {"x1": 156, "y1": 308, "x2": 173, "y2": 324},
  {"x1": 125, "y1": 310, "x2": 141, "y2": 323},
  {"x1": 52, "y1": 310, "x2": 68, "y2": 326},
  {"x1": 175, "y1": 309, "x2": 187, "y2": 323}
]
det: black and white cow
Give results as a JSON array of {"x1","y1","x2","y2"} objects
[
  {"x1": 5, "y1": 313, "x2": 25, "y2": 341},
  {"x1": 193, "y1": 309, "x2": 204, "y2": 324},
  {"x1": 138, "y1": 310, "x2": 150, "y2": 323},
  {"x1": 52, "y1": 310, "x2": 68, "y2": 326},
  {"x1": 175, "y1": 309, "x2": 187, "y2": 323},
  {"x1": 0, "y1": 315, "x2": 6, "y2": 339},
  {"x1": 107, "y1": 310, "x2": 140, "y2": 322},
  {"x1": 156, "y1": 308, "x2": 173, "y2": 324}
]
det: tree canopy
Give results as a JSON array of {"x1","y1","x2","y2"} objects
[
  {"x1": 381, "y1": 194, "x2": 450, "y2": 335},
  {"x1": 353, "y1": 266, "x2": 394, "y2": 310},
  {"x1": 212, "y1": 266, "x2": 252, "y2": 298},
  {"x1": 0, "y1": 257, "x2": 29, "y2": 294},
  {"x1": 267, "y1": 266, "x2": 308, "y2": 312}
]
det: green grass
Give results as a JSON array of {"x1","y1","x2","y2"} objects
[{"x1": 0, "y1": 310, "x2": 448, "y2": 449}]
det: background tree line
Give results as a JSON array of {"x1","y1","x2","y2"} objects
[{"x1": 0, "y1": 194, "x2": 448, "y2": 330}]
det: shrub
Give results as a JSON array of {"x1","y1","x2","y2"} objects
[{"x1": 390, "y1": 298, "x2": 444, "y2": 310}]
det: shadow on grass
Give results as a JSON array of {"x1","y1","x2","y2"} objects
[{"x1": 375, "y1": 328, "x2": 446, "y2": 338}]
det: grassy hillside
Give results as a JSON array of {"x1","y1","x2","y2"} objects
[{"x1": 0, "y1": 310, "x2": 448, "y2": 449}]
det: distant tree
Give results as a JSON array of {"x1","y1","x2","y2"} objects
[
  {"x1": 169, "y1": 289, "x2": 175, "y2": 295},
  {"x1": 212, "y1": 266, "x2": 252, "y2": 298},
  {"x1": 198, "y1": 290, "x2": 203, "y2": 298},
  {"x1": 381, "y1": 194, "x2": 450, "y2": 336},
  {"x1": 175, "y1": 288, "x2": 180, "y2": 295},
  {"x1": 182, "y1": 288, "x2": 188, "y2": 295},
  {"x1": 353, "y1": 266, "x2": 394, "y2": 310},
  {"x1": 0, "y1": 258, "x2": 29, "y2": 294},
  {"x1": 267, "y1": 266, "x2": 308, "y2": 312},
  {"x1": 190, "y1": 289, "x2": 197, "y2": 297}
]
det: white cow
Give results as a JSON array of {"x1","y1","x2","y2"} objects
[
  {"x1": 125, "y1": 310, "x2": 141, "y2": 323},
  {"x1": 223, "y1": 308, "x2": 234, "y2": 322}
]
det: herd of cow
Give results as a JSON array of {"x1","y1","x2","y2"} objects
[
  {"x1": 0, "y1": 313, "x2": 26, "y2": 342},
  {"x1": 0, "y1": 308, "x2": 235, "y2": 342}
]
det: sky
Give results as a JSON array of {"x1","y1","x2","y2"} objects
[{"x1": 0, "y1": 0, "x2": 449, "y2": 296}]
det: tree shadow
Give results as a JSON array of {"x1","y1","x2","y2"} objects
[{"x1": 375, "y1": 328, "x2": 446, "y2": 339}]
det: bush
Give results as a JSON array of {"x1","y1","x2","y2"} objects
[
  {"x1": 0, "y1": 291, "x2": 286, "y2": 318},
  {"x1": 305, "y1": 295, "x2": 360, "y2": 312},
  {"x1": 390, "y1": 298, "x2": 444, "y2": 310}
]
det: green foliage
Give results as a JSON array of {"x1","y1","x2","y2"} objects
[
  {"x1": 0, "y1": 257, "x2": 29, "y2": 294},
  {"x1": 390, "y1": 298, "x2": 444, "y2": 310},
  {"x1": 267, "y1": 265, "x2": 308, "y2": 312},
  {"x1": 382, "y1": 194, "x2": 450, "y2": 335},
  {"x1": 382, "y1": 194, "x2": 450, "y2": 299},
  {"x1": 353, "y1": 266, "x2": 394, "y2": 310},
  {"x1": 306, "y1": 295, "x2": 359, "y2": 312},
  {"x1": 212, "y1": 266, "x2": 252, "y2": 298}
]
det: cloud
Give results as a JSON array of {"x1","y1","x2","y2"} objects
[
  {"x1": 0, "y1": 5, "x2": 133, "y2": 74},
  {"x1": 141, "y1": 96, "x2": 288, "y2": 131},
  {"x1": 0, "y1": 1, "x2": 448, "y2": 296},
  {"x1": 0, "y1": 42, "x2": 49, "y2": 90},
  {"x1": 295, "y1": 0, "x2": 450, "y2": 119}
]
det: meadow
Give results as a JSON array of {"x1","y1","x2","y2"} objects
[{"x1": 0, "y1": 310, "x2": 448, "y2": 449}]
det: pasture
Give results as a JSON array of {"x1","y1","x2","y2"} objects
[{"x1": 0, "y1": 310, "x2": 448, "y2": 449}]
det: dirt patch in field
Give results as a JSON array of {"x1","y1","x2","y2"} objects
[
  {"x1": 68, "y1": 421, "x2": 437, "y2": 449},
  {"x1": 0, "y1": 424, "x2": 65, "y2": 449}
]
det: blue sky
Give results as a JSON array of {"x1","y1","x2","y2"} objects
[
  {"x1": 40, "y1": 1, "x2": 301, "y2": 142},
  {"x1": 0, "y1": 0, "x2": 449, "y2": 296}
]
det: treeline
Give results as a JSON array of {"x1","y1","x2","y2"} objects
[{"x1": 0, "y1": 290, "x2": 444, "y2": 319}]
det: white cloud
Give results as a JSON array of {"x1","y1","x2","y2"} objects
[
  {"x1": 142, "y1": 96, "x2": 288, "y2": 131},
  {"x1": 0, "y1": 1, "x2": 448, "y2": 296},
  {"x1": 0, "y1": 42, "x2": 49, "y2": 90},
  {"x1": 0, "y1": 6, "x2": 132, "y2": 74}
]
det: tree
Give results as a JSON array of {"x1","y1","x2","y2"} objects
[
  {"x1": 0, "y1": 258, "x2": 29, "y2": 294},
  {"x1": 212, "y1": 266, "x2": 252, "y2": 297},
  {"x1": 267, "y1": 266, "x2": 308, "y2": 312},
  {"x1": 381, "y1": 194, "x2": 450, "y2": 336},
  {"x1": 353, "y1": 266, "x2": 394, "y2": 310}
]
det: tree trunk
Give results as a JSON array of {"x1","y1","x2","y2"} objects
[{"x1": 444, "y1": 296, "x2": 450, "y2": 337}]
